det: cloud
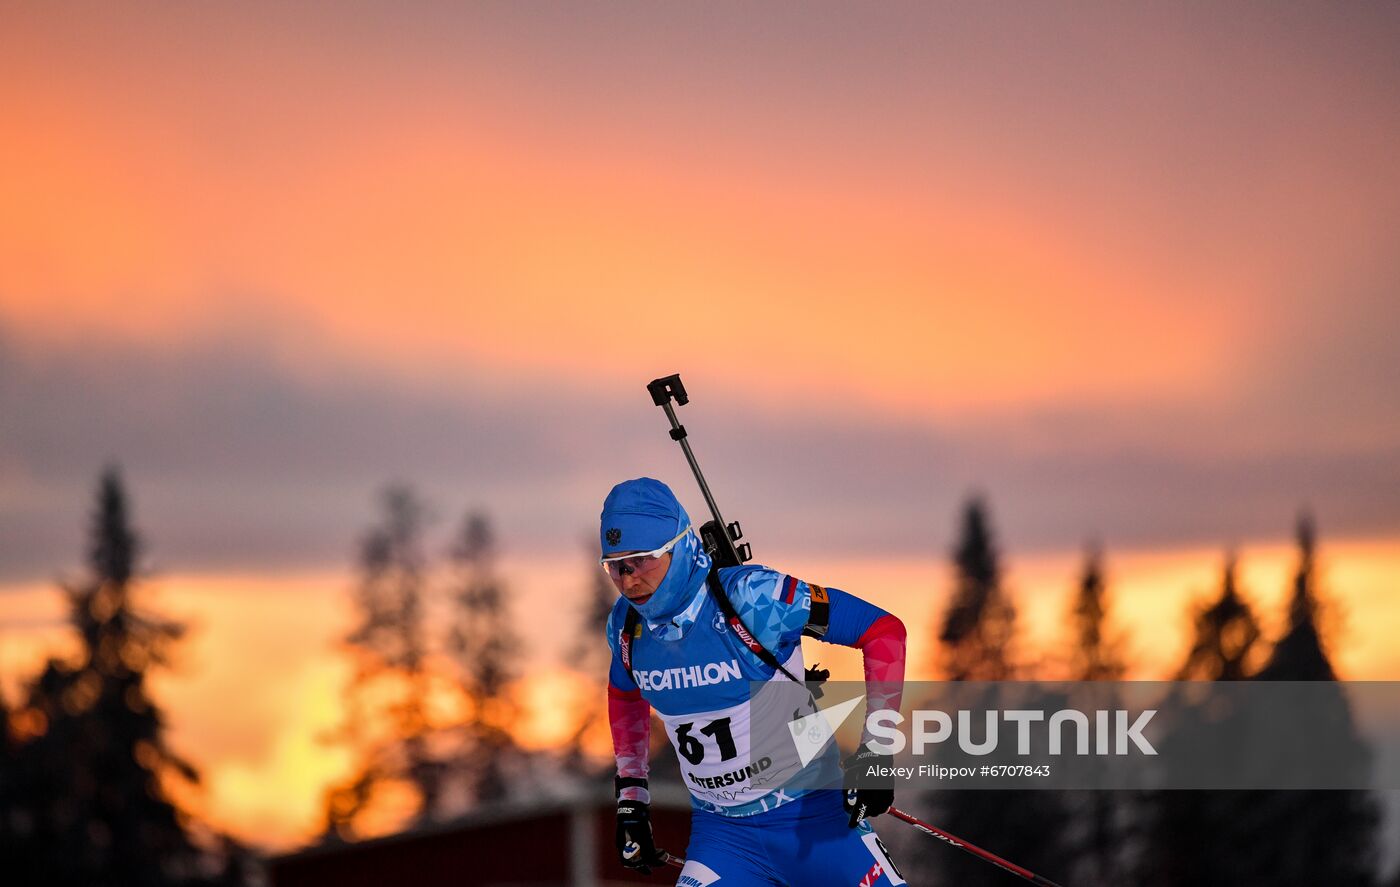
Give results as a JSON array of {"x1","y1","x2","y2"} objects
[
  {"x1": 5, "y1": 2, "x2": 1399, "y2": 425},
  {"x1": 2, "y1": 315, "x2": 1396, "y2": 583},
  {"x1": 2, "y1": 2, "x2": 1398, "y2": 578}
]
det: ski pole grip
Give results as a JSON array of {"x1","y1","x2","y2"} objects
[{"x1": 648, "y1": 374, "x2": 689, "y2": 407}]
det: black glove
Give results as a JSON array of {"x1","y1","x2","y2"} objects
[
  {"x1": 842, "y1": 745, "x2": 895, "y2": 828},
  {"x1": 616, "y1": 799, "x2": 668, "y2": 874}
]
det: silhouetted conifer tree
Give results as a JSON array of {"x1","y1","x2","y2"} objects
[
  {"x1": 446, "y1": 511, "x2": 522, "y2": 805},
  {"x1": 938, "y1": 497, "x2": 1017, "y2": 681},
  {"x1": 1062, "y1": 543, "x2": 1131, "y2": 887},
  {"x1": 1256, "y1": 513, "x2": 1334, "y2": 682},
  {"x1": 0, "y1": 673, "x2": 17, "y2": 871},
  {"x1": 1138, "y1": 552, "x2": 1267, "y2": 886},
  {"x1": 1069, "y1": 543, "x2": 1125, "y2": 682},
  {"x1": 562, "y1": 545, "x2": 620, "y2": 776},
  {"x1": 1238, "y1": 513, "x2": 1378, "y2": 885},
  {"x1": 918, "y1": 497, "x2": 1070, "y2": 887},
  {"x1": 324, "y1": 484, "x2": 439, "y2": 838},
  {"x1": 10, "y1": 468, "x2": 208, "y2": 885},
  {"x1": 568, "y1": 544, "x2": 618, "y2": 683},
  {"x1": 1175, "y1": 552, "x2": 1260, "y2": 681}
]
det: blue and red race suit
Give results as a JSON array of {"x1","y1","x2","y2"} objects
[{"x1": 607, "y1": 559, "x2": 907, "y2": 886}]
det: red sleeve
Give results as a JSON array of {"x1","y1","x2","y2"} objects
[
  {"x1": 855, "y1": 614, "x2": 906, "y2": 744},
  {"x1": 608, "y1": 681, "x2": 651, "y2": 802}
]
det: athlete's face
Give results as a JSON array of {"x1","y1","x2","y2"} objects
[{"x1": 611, "y1": 551, "x2": 672, "y2": 606}]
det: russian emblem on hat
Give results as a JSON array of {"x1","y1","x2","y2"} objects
[{"x1": 606, "y1": 528, "x2": 622, "y2": 546}]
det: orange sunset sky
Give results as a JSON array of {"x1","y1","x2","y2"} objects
[{"x1": 3, "y1": 1, "x2": 1399, "y2": 852}]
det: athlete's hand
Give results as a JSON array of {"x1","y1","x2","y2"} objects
[
  {"x1": 616, "y1": 800, "x2": 669, "y2": 874},
  {"x1": 842, "y1": 745, "x2": 895, "y2": 828}
]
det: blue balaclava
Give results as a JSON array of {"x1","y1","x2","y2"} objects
[{"x1": 600, "y1": 477, "x2": 709, "y2": 622}]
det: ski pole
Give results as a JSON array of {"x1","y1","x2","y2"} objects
[
  {"x1": 663, "y1": 851, "x2": 686, "y2": 869},
  {"x1": 888, "y1": 807, "x2": 1065, "y2": 887}
]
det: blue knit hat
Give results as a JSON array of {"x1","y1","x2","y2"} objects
[{"x1": 599, "y1": 477, "x2": 689, "y2": 556}]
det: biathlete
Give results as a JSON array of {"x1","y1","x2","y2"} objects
[{"x1": 601, "y1": 477, "x2": 908, "y2": 886}]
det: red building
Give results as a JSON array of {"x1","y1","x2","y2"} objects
[{"x1": 269, "y1": 789, "x2": 693, "y2": 887}]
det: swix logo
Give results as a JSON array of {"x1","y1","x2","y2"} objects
[{"x1": 728, "y1": 617, "x2": 760, "y2": 651}]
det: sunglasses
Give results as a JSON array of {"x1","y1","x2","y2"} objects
[{"x1": 600, "y1": 525, "x2": 691, "y2": 580}]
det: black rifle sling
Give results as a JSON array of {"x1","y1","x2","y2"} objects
[
  {"x1": 620, "y1": 605, "x2": 641, "y2": 684},
  {"x1": 704, "y1": 568, "x2": 807, "y2": 686},
  {"x1": 619, "y1": 567, "x2": 807, "y2": 688}
]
